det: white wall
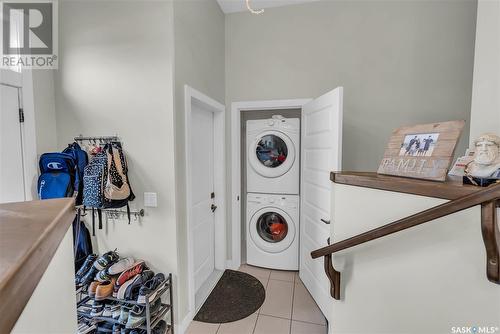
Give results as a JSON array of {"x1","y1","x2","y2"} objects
[
  {"x1": 330, "y1": 184, "x2": 500, "y2": 334},
  {"x1": 54, "y1": 0, "x2": 179, "y2": 321},
  {"x1": 32, "y1": 70, "x2": 57, "y2": 155},
  {"x1": 470, "y1": 0, "x2": 500, "y2": 141},
  {"x1": 172, "y1": 0, "x2": 225, "y2": 325},
  {"x1": 12, "y1": 227, "x2": 77, "y2": 334}
]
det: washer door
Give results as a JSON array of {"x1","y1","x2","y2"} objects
[
  {"x1": 248, "y1": 130, "x2": 296, "y2": 178},
  {"x1": 249, "y1": 207, "x2": 296, "y2": 253}
]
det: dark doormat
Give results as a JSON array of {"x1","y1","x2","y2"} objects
[{"x1": 194, "y1": 269, "x2": 266, "y2": 323}]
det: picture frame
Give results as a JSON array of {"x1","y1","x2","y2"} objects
[{"x1": 377, "y1": 120, "x2": 465, "y2": 181}]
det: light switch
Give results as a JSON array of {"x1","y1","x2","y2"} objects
[{"x1": 144, "y1": 192, "x2": 157, "y2": 207}]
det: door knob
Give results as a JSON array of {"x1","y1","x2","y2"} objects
[
  {"x1": 321, "y1": 219, "x2": 331, "y2": 225},
  {"x1": 211, "y1": 204, "x2": 218, "y2": 213}
]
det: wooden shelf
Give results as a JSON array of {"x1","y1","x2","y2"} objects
[
  {"x1": 0, "y1": 198, "x2": 75, "y2": 334},
  {"x1": 331, "y1": 171, "x2": 482, "y2": 200}
]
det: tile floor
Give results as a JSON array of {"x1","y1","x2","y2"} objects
[{"x1": 186, "y1": 264, "x2": 327, "y2": 334}]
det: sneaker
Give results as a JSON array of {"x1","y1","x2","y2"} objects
[
  {"x1": 96, "y1": 269, "x2": 113, "y2": 283},
  {"x1": 152, "y1": 320, "x2": 167, "y2": 334},
  {"x1": 108, "y1": 257, "x2": 135, "y2": 275},
  {"x1": 116, "y1": 261, "x2": 145, "y2": 287},
  {"x1": 124, "y1": 270, "x2": 154, "y2": 301},
  {"x1": 96, "y1": 278, "x2": 117, "y2": 301},
  {"x1": 125, "y1": 299, "x2": 162, "y2": 329},
  {"x1": 94, "y1": 250, "x2": 120, "y2": 271},
  {"x1": 75, "y1": 254, "x2": 97, "y2": 285},
  {"x1": 81, "y1": 266, "x2": 99, "y2": 286},
  {"x1": 118, "y1": 305, "x2": 132, "y2": 325},
  {"x1": 112, "y1": 324, "x2": 123, "y2": 334},
  {"x1": 129, "y1": 330, "x2": 146, "y2": 334},
  {"x1": 96, "y1": 322, "x2": 114, "y2": 334},
  {"x1": 137, "y1": 273, "x2": 165, "y2": 304},
  {"x1": 124, "y1": 305, "x2": 145, "y2": 329},
  {"x1": 112, "y1": 304, "x2": 122, "y2": 319},
  {"x1": 90, "y1": 300, "x2": 104, "y2": 317},
  {"x1": 102, "y1": 303, "x2": 115, "y2": 317},
  {"x1": 88, "y1": 281, "x2": 101, "y2": 298}
]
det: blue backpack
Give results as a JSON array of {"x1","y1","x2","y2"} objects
[
  {"x1": 63, "y1": 142, "x2": 89, "y2": 205},
  {"x1": 38, "y1": 152, "x2": 76, "y2": 199}
]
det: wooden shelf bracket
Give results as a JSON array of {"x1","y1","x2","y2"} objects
[{"x1": 481, "y1": 200, "x2": 500, "y2": 283}]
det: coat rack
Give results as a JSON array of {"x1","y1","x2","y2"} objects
[{"x1": 74, "y1": 135, "x2": 120, "y2": 144}]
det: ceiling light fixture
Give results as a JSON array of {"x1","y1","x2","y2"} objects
[{"x1": 246, "y1": 0, "x2": 264, "y2": 14}]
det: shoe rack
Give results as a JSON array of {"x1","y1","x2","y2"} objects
[{"x1": 76, "y1": 273, "x2": 174, "y2": 334}]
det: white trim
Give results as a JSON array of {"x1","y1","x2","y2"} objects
[
  {"x1": 0, "y1": 68, "x2": 37, "y2": 201},
  {"x1": 185, "y1": 85, "x2": 226, "y2": 321},
  {"x1": 230, "y1": 99, "x2": 311, "y2": 269},
  {"x1": 177, "y1": 311, "x2": 194, "y2": 334}
]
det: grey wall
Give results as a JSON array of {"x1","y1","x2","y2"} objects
[
  {"x1": 226, "y1": 0, "x2": 477, "y2": 172},
  {"x1": 470, "y1": 0, "x2": 500, "y2": 141},
  {"x1": 173, "y1": 0, "x2": 225, "y2": 323},
  {"x1": 54, "y1": 0, "x2": 179, "y2": 321}
]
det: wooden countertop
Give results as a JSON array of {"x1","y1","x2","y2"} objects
[
  {"x1": 331, "y1": 171, "x2": 482, "y2": 200},
  {"x1": 0, "y1": 198, "x2": 75, "y2": 334}
]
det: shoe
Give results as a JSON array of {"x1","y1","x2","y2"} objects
[
  {"x1": 125, "y1": 299, "x2": 162, "y2": 329},
  {"x1": 112, "y1": 324, "x2": 123, "y2": 334},
  {"x1": 112, "y1": 304, "x2": 122, "y2": 319},
  {"x1": 96, "y1": 322, "x2": 113, "y2": 334},
  {"x1": 117, "y1": 275, "x2": 137, "y2": 300},
  {"x1": 129, "y1": 330, "x2": 146, "y2": 334},
  {"x1": 81, "y1": 266, "x2": 99, "y2": 286},
  {"x1": 94, "y1": 250, "x2": 120, "y2": 271},
  {"x1": 108, "y1": 257, "x2": 135, "y2": 275},
  {"x1": 88, "y1": 281, "x2": 101, "y2": 298},
  {"x1": 118, "y1": 305, "x2": 132, "y2": 325},
  {"x1": 121, "y1": 328, "x2": 133, "y2": 334},
  {"x1": 152, "y1": 320, "x2": 167, "y2": 334},
  {"x1": 96, "y1": 269, "x2": 113, "y2": 283},
  {"x1": 137, "y1": 273, "x2": 165, "y2": 304},
  {"x1": 75, "y1": 254, "x2": 97, "y2": 285},
  {"x1": 124, "y1": 270, "x2": 154, "y2": 301},
  {"x1": 116, "y1": 261, "x2": 145, "y2": 287},
  {"x1": 96, "y1": 278, "x2": 117, "y2": 301},
  {"x1": 90, "y1": 300, "x2": 104, "y2": 317},
  {"x1": 102, "y1": 303, "x2": 114, "y2": 317}
]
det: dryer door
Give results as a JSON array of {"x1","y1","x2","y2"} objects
[
  {"x1": 249, "y1": 207, "x2": 296, "y2": 253},
  {"x1": 248, "y1": 130, "x2": 296, "y2": 178}
]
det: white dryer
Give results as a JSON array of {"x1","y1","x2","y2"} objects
[
  {"x1": 247, "y1": 116, "x2": 300, "y2": 195},
  {"x1": 246, "y1": 193, "x2": 299, "y2": 270}
]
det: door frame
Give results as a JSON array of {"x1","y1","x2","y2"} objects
[
  {"x1": 229, "y1": 98, "x2": 311, "y2": 270},
  {"x1": 185, "y1": 85, "x2": 226, "y2": 318},
  {"x1": 0, "y1": 68, "x2": 37, "y2": 201}
]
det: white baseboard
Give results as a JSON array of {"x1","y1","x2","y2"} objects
[
  {"x1": 177, "y1": 311, "x2": 193, "y2": 334},
  {"x1": 226, "y1": 259, "x2": 240, "y2": 270}
]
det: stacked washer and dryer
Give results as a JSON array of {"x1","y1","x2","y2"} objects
[{"x1": 246, "y1": 115, "x2": 300, "y2": 270}]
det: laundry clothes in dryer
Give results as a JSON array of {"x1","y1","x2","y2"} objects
[
  {"x1": 246, "y1": 193, "x2": 299, "y2": 270},
  {"x1": 247, "y1": 116, "x2": 300, "y2": 195}
]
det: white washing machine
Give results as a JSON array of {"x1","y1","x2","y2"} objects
[
  {"x1": 247, "y1": 116, "x2": 300, "y2": 195},
  {"x1": 246, "y1": 193, "x2": 299, "y2": 270}
]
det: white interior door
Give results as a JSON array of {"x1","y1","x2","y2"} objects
[
  {"x1": 0, "y1": 84, "x2": 25, "y2": 203},
  {"x1": 190, "y1": 102, "x2": 216, "y2": 306},
  {"x1": 300, "y1": 87, "x2": 343, "y2": 322}
]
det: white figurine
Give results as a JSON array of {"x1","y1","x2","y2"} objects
[{"x1": 465, "y1": 133, "x2": 500, "y2": 179}]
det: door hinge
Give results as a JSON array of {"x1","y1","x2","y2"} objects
[
  {"x1": 18, "y1": 108, "x2": 24, "y2": 123},
  {"x1": 211, "y1": 192, "x2": 215, "y2": 199}
]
